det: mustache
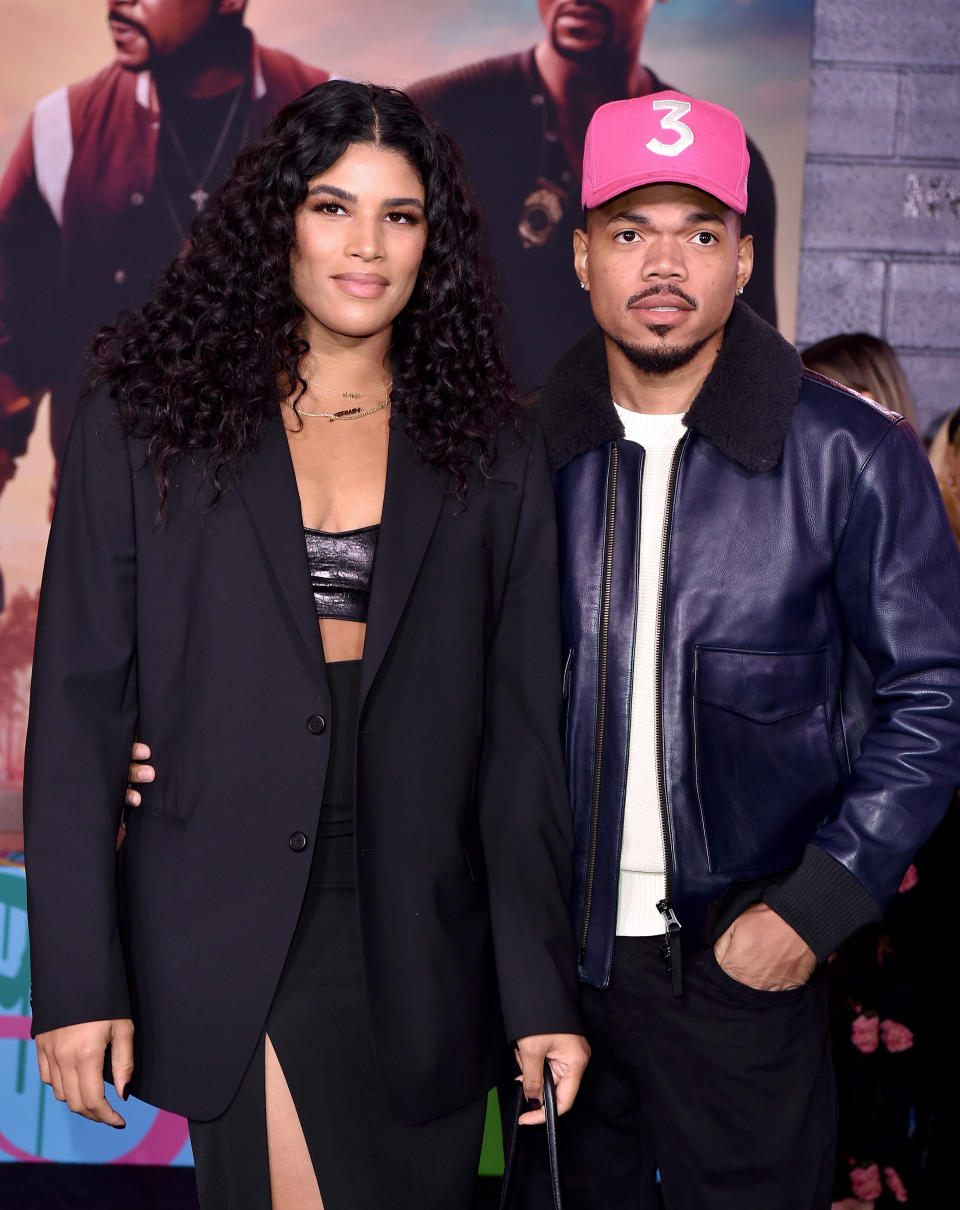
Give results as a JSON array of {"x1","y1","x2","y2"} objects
[
  {"x1": 626, "y1": 285, "x2": 699, "y2": 310},
  {"x1": 108, "y1": 10, "x2": 149, "y2": 38}
]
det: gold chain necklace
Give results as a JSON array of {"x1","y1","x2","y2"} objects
[
  {"x1": 304, "y1": 379, "x2": 391, "y2": 400},
  {"x1": 283, "y1": 392, "x2": 392, "y2": 422}
]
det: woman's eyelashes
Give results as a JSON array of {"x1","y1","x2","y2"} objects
[{"x1": 308, "y1": 200, "x2": 421, "y2": 225}]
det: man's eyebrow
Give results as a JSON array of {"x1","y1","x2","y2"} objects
[
  {"x1": 306, "y1": 184, "x2": 425, "y2": 212},
  {"x1": 605, "y1": 210, "x2": 650, "y2": 226},
  {"x1": 604, "y1": 209, "x2": 727, "y2": 226}
]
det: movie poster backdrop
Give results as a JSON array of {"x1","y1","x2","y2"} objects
[{"x1": 0, "y1": 0, "x2": 815, "y2": 1165}]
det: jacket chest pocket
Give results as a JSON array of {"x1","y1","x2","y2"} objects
[{"x1": 692, "y1": 647, "x2": 839, "y2": 876}]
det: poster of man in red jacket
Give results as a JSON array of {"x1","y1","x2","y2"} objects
[{"x1": 0, "y1": 1, "x2": 328, "y2": 530}]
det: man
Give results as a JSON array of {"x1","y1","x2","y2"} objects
[
  {"x1": 410, "y1": 0, "x2": 777, "y2": 393},
  {"x1": 526, "y1": 91, "x2": 960, "y2": 1206},
  {"x1": 0, "y1": 0, "x2": 327, "y2": 524}
]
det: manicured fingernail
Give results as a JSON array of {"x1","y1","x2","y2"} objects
[{"x1": 526, "y1": 1097, "x2": 541, "y2": 1110}]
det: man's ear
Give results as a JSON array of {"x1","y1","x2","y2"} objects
[
  {"x1": 573, "y1": 227, "x2": 590, "y2": 291},
  {"x1": 736, "y1": 232, "x2": 754, "y2": 295}
]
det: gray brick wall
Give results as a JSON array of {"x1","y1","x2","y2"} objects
[{"x1": 797, "y1": 0, "x2": 960, "y2": 434}]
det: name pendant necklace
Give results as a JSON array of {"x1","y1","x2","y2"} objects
[{"x1": 283, "y1": 380, "x2": 393, "y2": 422}]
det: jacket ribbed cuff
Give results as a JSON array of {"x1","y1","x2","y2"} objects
[{"x1": 761, "y1": 844, "x2": 882, "y2": 962}]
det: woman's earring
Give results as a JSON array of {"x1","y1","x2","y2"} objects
[
  {"x1": 737, "y1": 286, "x2": 744, "y2": 296},
  {"x1": 579, "y1": 280, "x2": 587, "y2": 291}
]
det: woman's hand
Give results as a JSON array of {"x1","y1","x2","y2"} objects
[
  {"x1": 125, "y1": 742, "x2": 155, "y2": 807},
  {"x1": 35, "y1": 1018, "x2": 135, "y2": 1127},
  {"x1": 514, "y1": 1031, "x2": 591, "y2": 1126}
]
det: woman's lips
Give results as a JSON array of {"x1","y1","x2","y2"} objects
[{"x1": 332, "y1": 274, "x2": 389, "y2": 299}]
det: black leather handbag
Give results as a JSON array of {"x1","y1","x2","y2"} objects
[{"x1": 499, "y1": 1063, "x2": 563, "y2": 1210}]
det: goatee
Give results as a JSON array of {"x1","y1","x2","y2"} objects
[
  {"x1": 614, "y1": 333, "x2": 715, "y2": 376},
  {"x1": 549, "y1": 3, "x2": 616, "y2": 65}
]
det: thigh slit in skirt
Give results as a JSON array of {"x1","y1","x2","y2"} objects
[{"x1": 188, "y1": 661, "x2": 486, "y2": 1210}]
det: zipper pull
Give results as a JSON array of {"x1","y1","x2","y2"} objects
[{"x1": 657, "y1": 899, "x2": 683, "y2": 998}]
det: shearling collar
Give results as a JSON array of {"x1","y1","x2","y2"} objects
[{"x1": 531, "y1": 300, "x2": 803, "y2": 473}]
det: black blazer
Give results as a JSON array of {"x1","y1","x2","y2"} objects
[{"x1": 23, "y1": 387, "x2": 581, "y2": 1124}]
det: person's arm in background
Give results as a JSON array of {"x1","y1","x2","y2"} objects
[{"x1": 0, "y1": 109, "x2": 63, "y2": 490}]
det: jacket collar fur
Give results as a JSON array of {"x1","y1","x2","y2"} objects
[{"x1": 532, "y1": 299, "x2": 803, "y2": 474}]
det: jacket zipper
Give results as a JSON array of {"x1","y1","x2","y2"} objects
[
  {"x1": 655, "y1": 436, "x2": 687, "y2": 995},
  {"x1": 578, "y1": 443, "x2": 619, "y2": 963}
]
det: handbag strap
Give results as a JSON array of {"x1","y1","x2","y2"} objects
[{"x1": 499, "y1": 1063, "x2": 563, "y2": 1210}]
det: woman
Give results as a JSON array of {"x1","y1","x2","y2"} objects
[
  {"x1": 24, "y1": 81, "x2": 587, "y2": 1210},
  {"x1": 929, "y1": 407, "x2": 960, "y2": 541},
  {"x1": 801, "y1": 331, "x2": 919, "y2": 428}
]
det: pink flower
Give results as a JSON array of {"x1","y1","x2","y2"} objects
[
  {"x1": 850, "y1": 1013, "x2": 880, "y2": 1054},
  {"x1": 880, "y1": 1019, "x2": 914, "y2": 1052},
  {"x1": 849, "y1": 1163, "x2": 883, "y2": 1200},
  {"x1": 898, "y1": 864, "x2": 919, "y2": 893},
  {"x1": 883, "y1": 1167, "x2": 908, "y2": 1203}
]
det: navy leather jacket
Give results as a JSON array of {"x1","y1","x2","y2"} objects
[{"x1": 533, "y1": 302, "x2": 960, "y2": 989}]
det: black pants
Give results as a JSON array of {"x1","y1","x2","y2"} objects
[{"x1": 517, "y1": 936, "x2": 836, "y2": 1210}]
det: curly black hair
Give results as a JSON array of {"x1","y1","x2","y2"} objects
[{"x1": 90, "y1": 80, "x2": 517, "y2": 506}]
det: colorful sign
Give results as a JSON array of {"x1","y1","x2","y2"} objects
[{"x1": 0, "y1": 855, "x2": 189, "y2": 1164}]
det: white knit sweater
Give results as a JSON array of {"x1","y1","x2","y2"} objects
[{"x1": 612, "y1": 405, "x2": 687, "y2": 936}]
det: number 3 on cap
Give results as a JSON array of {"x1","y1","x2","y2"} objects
[{"x1": 646, "y1": 99, "x2": 694, "y2": 157}]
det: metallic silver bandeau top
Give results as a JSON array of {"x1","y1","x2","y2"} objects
[{"x1": 304, "y1": 524, "x2": 379, "y2": 622}]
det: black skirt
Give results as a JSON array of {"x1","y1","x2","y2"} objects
[{"x1": 188, "y1": 661, "x2": 485, "y2": 1209}]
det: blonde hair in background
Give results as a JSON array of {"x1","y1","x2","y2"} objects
[
  {"x1": 801, "y1": 332, "x2": 918, "y2": 428},
  {"x1": 928, "y1": 409, "x2": 960, "y2": 545}
]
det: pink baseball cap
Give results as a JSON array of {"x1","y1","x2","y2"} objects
[{"x1": 581, "y1": 91, "x2": 750, "y2": 215}]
